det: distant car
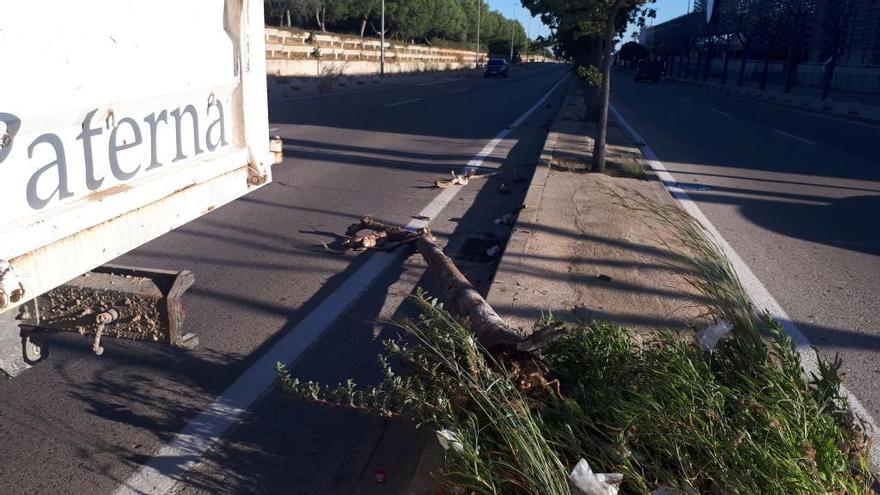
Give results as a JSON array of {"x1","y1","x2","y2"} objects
[
  {"x1": 634, "y1": 61, "x2": 662, "y2": 83},
  {"x1": 484, "y1": 58, "x2": 509, "y2": 78}
]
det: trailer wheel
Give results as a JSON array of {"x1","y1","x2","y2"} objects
[{"x1": 22, "y1": 334, "x2": 47, "y2": 364}]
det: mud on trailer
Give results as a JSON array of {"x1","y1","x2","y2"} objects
[{"x1": 0, "y1": 0, "x2": 281, "y2": 377}]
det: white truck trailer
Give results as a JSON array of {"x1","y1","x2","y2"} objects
[{"x1": 0, "y1": 0, "x2": 278, "y2": 376}]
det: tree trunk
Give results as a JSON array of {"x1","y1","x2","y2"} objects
[
  {"x1": 360, "y1": 17, "x2": 368, "y2": 38},
  {"x1": 413, "y1": 236, "x2": 525, "y2": 350},
  {"x1": 760, "y1": 36, "x2": 775, "y2": 91},
  {"x1": 760, "y1": 59, "x2": 770, "y2": 90},
  {"x1": 820, "y1": 54, "x2": 837, "y2": 100},
  {"x1": 593, "y1": 8, "x2": 619, "y2": 174},
  {"x1": 285, "y1": 8, "x2": 292, "y2": 27},
  {"x1": 343, "y1": 217, "x2": 525, "y2": 350},
  {"x1": 694, "y1": 49, "x2": 702, "y2": 81},
  {"x1": 783, "y1": 44, "x2": 798, "y2": 93},
  {"x1": 737, "y1": 43, "x2": 750, "y2": 87},
  {"x1": 316, "y1": 6, "x2": 327, "y2": 32},
  {"x1": 720, "y1": 41, "x2": 730, "y2": 84},
  {"x1": 702, "y1": 47, "x2": 712, "y2": 82}
]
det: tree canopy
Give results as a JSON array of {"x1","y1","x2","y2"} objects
[
  {"x1": 265, "y1": 0, "x2": 528, "y2": 52},
  {"x1": 619, "y1": 41, "x2": 649, "y2": 62}
]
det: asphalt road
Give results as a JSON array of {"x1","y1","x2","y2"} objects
[
  {"x1": 612, "y1": 71, "x2": 880, "y2": 423},
  {"x1": 0, "y1": 64, "x2": 570, "y2": 494}
]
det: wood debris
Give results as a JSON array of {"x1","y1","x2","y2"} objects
[{"x1": 433, "y1": 170, "x2": 493, "y2": 189}]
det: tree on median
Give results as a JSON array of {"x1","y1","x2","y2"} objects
[{"x1": 521, "y1": 0, "x2": 654, "y2": 172}]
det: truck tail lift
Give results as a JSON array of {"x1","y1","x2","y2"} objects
[{"x1": 1, "y1": 265, "x2": 197, "y2": 377}]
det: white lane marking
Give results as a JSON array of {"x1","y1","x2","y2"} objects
[
  {"x1": 114, "y1": 72, "x2": 571, "y2": 495},
  {"x1": 384, "y1": 97, "x2": 423, "y2": 108},
  {"x1": 610, "y1": 103, "x2": 880, "y2": 477},
  {"x1": 710, "y1": 108, "x2": 731, "y2": 117},
  {"x1": 765, "y1": 102, "x2": 880, "y2": 130},
  {"x1": 271, "y1": 80, "x2": 423, "y2": 102},
  {"x1": 451, "y1": 88, "x2": 470, "y2": 94},
  {"x1": 771, "y1": 128, "x2": 818, "y2": 146},
  {"x1": 678, "y1": 97, "x2": 691, "y2": 103}
]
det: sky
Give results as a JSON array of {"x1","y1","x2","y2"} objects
[
  {"x1": 487, "y1": 0, "x2": 550, "y2": 41},
  {"x1": 488, "y1": 0, "x2": 692, "y2": 43},
  {"x1": 624, "y1": 0, "x2": 691, "y2": 42}
]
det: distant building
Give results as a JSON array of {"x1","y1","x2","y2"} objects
[{"x1": 638, "y1": 0, "x2": 880, "y2": 94}]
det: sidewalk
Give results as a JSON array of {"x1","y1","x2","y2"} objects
[{"x1": 486, "y1": 80, "x2": 709, "y2": 334}]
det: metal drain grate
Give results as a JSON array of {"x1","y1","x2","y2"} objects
[{"x1": 454, "y1": 237, "x2": 499, "y2": 263}]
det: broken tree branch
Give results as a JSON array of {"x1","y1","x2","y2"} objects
[
  {"x1": 433, "y1": 170, "x2": 495, "y2": 189},
  {"x1": 343, "y1": 216, "x2": 525, "y2": 350}
]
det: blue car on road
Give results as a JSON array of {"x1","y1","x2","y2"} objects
[{"x1": 484, "y1": 58, "x2": 509, "y2": 78}]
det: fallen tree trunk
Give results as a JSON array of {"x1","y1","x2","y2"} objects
[{"x1": 344, "y1": 216, "x2": 525, "y2": 350}]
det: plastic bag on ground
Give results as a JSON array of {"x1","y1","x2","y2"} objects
[
  {"x1": 568, "y1": 458, "x2": 622, "y2": 495},
  {"x1": 696, "y1": 320, "x2": 733, "y2": 350}
]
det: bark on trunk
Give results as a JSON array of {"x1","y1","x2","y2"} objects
[
  {"x1": 316, "y1": 6, "x2": 327, "y2": 32},
  {"x1": 413, "y1": 236, "x2": 524, "y2": 350},
  {"x1": 737, "y1": 43, "x2": 750, "y2": 87},
  {"x1": 702, "y1": 48, "x2": 712, "y2": 82},
  {"x1": 360, "y1": 18, "x2": 368, "y2": 38},
  {"x1": 285, "y1": 8, "x2": 292, "y2": 27},
  {"x1": 593, "y1": 8, "x2": 619, "y2": 174},
  {"x1": 760, "y1": 57, "x2": 771, "y2": 91},
  {"x1": 783, "y1": 44, "x2": 798, "y2": 94},
  {"x1": 759, "y1": 37, "x2": 775, "y2": 91},
  {"x1": 821, "y1": 55, "x2": 837, "y2": 100},
  {"x1": 344, "y1": 217, "x2": 525, "y2": 350},
  {"x1": 720, "y1": 41, "x2": 730, "y2": 84}
]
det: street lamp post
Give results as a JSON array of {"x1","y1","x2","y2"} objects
[
  {"x1": 526, "y1": 17, "x2": 531, "y2": 62},
  {"x1": 380, "y1": 0, "x2": 385, "y2": 76},
  {"x1": 475, "y1": 0, "x2": 481, "y2": 66},
  {"x1": 509, "y1": 4, "x2": 516, "y2": 62}
]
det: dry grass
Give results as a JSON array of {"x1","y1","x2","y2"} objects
[{"x1": 276, "y1": 191, "x2": 873, "y2": 494}]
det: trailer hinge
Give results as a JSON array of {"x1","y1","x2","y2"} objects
[
  {"x1": 270, "y1": 136, "x2": 284, "y2": 164},
  {"x1": 0, "y1": 260, "x2": 25, "y2": 309},
  {"x1": 247, "y1": 164, "x2": 269, "y2": 186}
]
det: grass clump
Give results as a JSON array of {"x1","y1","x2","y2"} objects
[
  {"x1": 540, "y1": 318, "x2": 872, "y2": 494},
  {"x1": 279, "y1": 298, "x2": 873, "y2": 494},
  {"x1": 279, "y1": 295, "x2": 572, "y2": 495},
  {"x1": 277, "y1": 192, "x2": 874, "y2": 494}
]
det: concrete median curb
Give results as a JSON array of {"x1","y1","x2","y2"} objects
[{"x1": 401, "y1": 75, "x2": 573, "y2": 495}]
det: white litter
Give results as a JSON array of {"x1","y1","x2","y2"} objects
[
  {"x1": 568, "y1": 458, "x2": 623, "y2": 495},
  {"x1": 486, "y1": 245, "x2": 501, "y2": 257},
  {"x1": 696, "y1": 320, "x2": 734, "y2": 350},
  {"x1": 0, "y1": 259, "x2": 24, "y2": 308},
  {"x1": 435, "y1": 428, "x2": 464, "y2": 453},
  {"x1": 494, "y1": 213, "x2": 514, "y2": 225}
]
